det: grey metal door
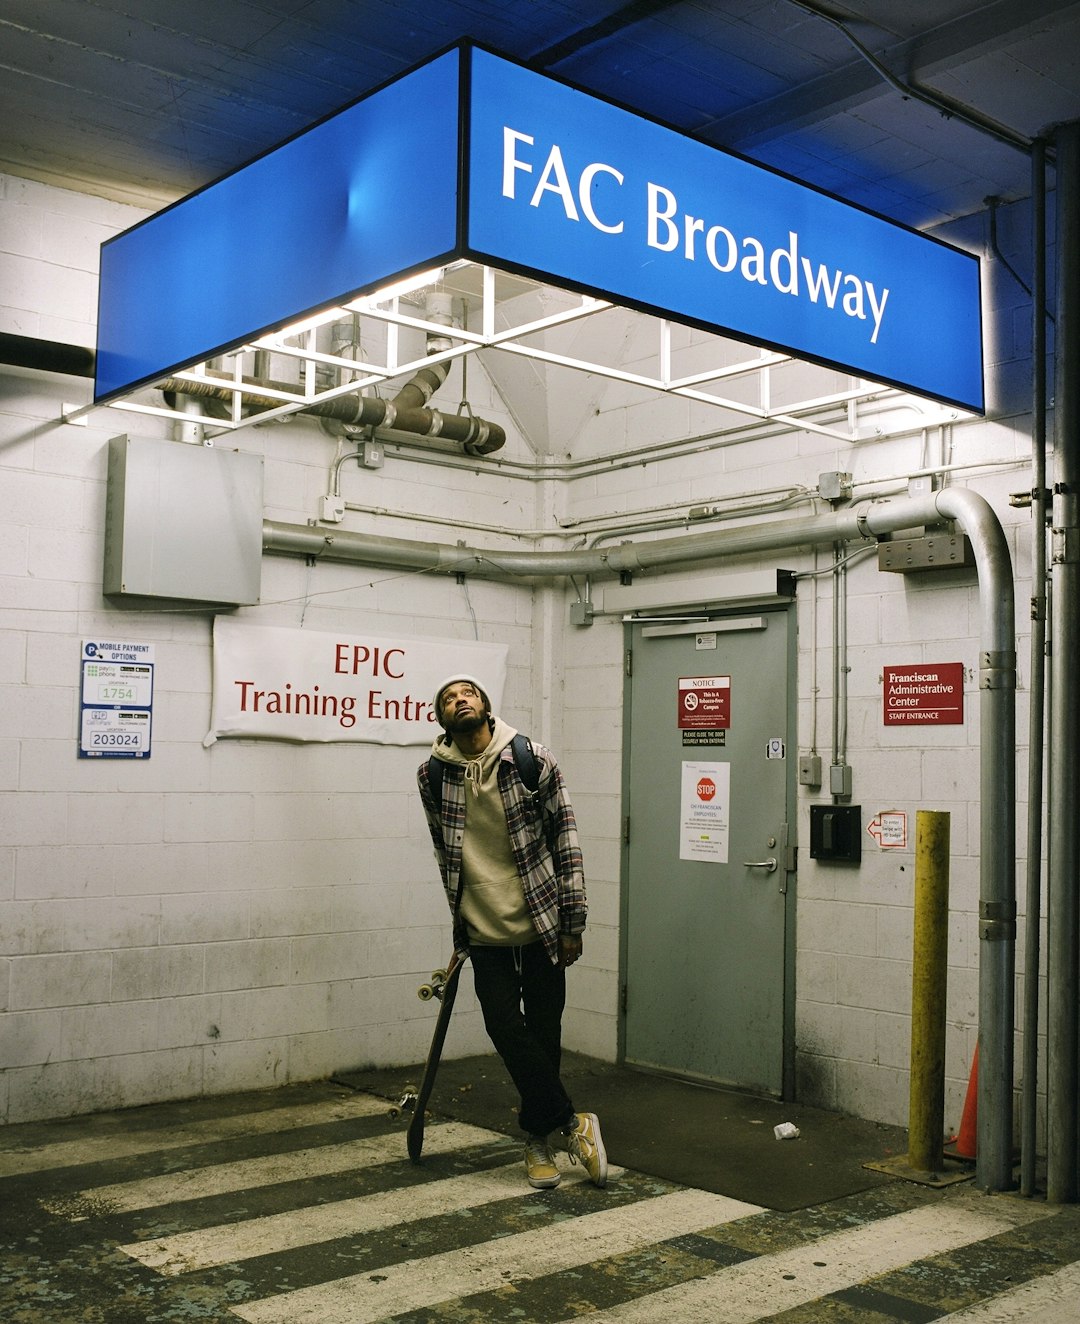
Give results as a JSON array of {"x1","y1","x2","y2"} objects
[{"x1": 622, "y1": 609, "x2": 795, "y2": 1095}]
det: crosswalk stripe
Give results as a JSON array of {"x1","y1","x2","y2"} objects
[
  {"x1": 940, "y1": 1258, "x2": 1080, "y2": 1322},
  {"x1": 573, "y1": 1192, "x2": 1056, "y2": 1322},
  {"x1": 120, "y1": 1162, "x2": 544, "y2": 1274},
  {"x1": 58, "y1": 1121, "x2": 499, "y2": 1214},
  {"x1": 0, "y1": 1093, "x2": 388, "y2": 1176},
  {"x1": 229, "y1": 1188, "x2": 764, "y2": 1323}
]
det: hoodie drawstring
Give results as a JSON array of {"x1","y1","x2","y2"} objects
[{"x1": 465, "y1": 758, "x2": 483, "y2": 797}]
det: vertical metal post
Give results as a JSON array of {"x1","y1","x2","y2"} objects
[
  {"x1": 1021, "y1": 138, "x2": 1048, "y2": 1199},
  {"x1": 1048, "y1": 119, "x2": 1080, "y2": 1205},
  {"x1": 908, "y1": 810, "x2": 951, "y2": 1174}
]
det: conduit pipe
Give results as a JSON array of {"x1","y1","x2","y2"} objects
[{"x1": 265, "y1": 485, "x2": 1016, "y2": 1193}]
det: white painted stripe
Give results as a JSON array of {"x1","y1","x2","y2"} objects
[
  {"x1": 230, "y1": 1189, "x2": 763, "y2": 1323},
  {"x1": 122, "y1": 1163, "x2": 539, "y2": 1274},
  {"x1": 63, "y1": 1121, "x2": 501, "y2": 1214},
  {"x1": 940, "y1": 1258, "x2": 1080, "y2": 1322},
  {"x1": 0, "y1": 1094, "x2": 389, "y2": 1176},
  {"x1": 575, "y1": 1193, "x2": 1056, "y2": 1323}
]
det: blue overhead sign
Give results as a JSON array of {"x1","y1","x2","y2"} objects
[
  {"x1": 95, "y1": 53, "x2": 462, "y2": 403},
  {"x1": 465, "y1": 49, "x2": 982, "y2": 411},
  {"x1": 96, "y1": 43, "x2": 984, "y2": 412}
]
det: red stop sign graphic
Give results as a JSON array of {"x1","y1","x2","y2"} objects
[{"x1": 697, "y1": 777, "x2": 716, "y2": 801}]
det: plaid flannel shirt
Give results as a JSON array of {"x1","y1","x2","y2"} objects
[{"x1": 418, "y1": 739, "x2": 586, "y2": 965}]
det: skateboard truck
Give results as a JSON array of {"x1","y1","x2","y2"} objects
[
  {"x1": 417, "y1": 969, "x2": 449, "y2": 1001},
  {"x1": 388, "y1": 1088, "x2": 418, "y2": 1118}
]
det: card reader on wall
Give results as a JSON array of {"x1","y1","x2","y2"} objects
[{"x1": 809, "y1": 804, "x2": 862, "y2": 862}]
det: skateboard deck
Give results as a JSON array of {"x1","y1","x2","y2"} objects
[{"x1": 407, "y1": 949, "x2": 466, "y2": 1161}]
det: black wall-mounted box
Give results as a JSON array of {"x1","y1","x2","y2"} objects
[{"x1": 809, "y1": 804, "x2": 862, "y2": 862}]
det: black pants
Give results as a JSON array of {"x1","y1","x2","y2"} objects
[{"x1": 469, "y1": 941, "x2": 576, "y2": 1137}]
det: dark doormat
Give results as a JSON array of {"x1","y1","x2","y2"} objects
[{"x1": 335, "y1": 1050, "x2": 919, "y2": 1211}]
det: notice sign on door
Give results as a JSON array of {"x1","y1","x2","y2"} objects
[
  {"x1": 679, "y1": 675, "x2": 730, "y2": 730},
  {"x1": 883, "y1": 662, "x2": 964, "y2": 725},
  {"x1": 680, "y1": 760, "x2": 730, "y2": 862}
]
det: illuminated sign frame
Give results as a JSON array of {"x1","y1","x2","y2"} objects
[{"x1": 96, "y1": 44, "x2": 984, "y2": 413}]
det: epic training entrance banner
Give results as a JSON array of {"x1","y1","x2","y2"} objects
[{"x1": 206, "y1": 619, "x2": 508, "y2": 746}]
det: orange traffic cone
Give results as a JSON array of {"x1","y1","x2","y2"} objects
[{"x1": 950, "y1": 1044, "x2": 979, "y2": 1159}]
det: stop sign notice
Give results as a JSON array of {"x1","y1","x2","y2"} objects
[{"x1": 697, "y1": 777, "x2": 716, "y2": 801}]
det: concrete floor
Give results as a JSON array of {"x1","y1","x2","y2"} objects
[
  {"x1": 1, "y1": 1056, "x2": 1078, "y2": 1323},
  {"x1": 337, "y1": 1049, "x2": 916, "y2": 1211}
]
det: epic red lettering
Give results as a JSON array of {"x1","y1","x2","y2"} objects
[{"x1": 334, "y1": 644, "x2": 405, "y2": 678}]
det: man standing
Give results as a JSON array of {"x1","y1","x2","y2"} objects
[{"x1": 417, "y1": 674, "x2": 607, "y2": 1189}]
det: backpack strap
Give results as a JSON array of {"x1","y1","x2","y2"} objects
[{"x1": 509, "y1": 732, "x2": 541, "y2": 793}]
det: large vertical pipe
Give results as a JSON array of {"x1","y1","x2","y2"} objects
[
  {"x1": 1048, "y1": 120, "x2": 1080, "y2": 1205},
  {"x1": 908, "y1": 810, "x2": 951, "y2": 1174},
  {"x1": 930, "y1": 487, "x2": 1015, "y2": 1192},
  {"x1": 1021, "y1": 139, "x2": 1048, "y2": 1199}
]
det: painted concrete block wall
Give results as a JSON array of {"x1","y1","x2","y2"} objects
[
  {"x1": 1, "y1": 171, "x2": 1046, "y2": 1150},
  {"x1": 550, "y1": 201, "x2": 1042, "y2": 1136},
  {"x1": 0, "y1": 174, "x2": 563, "y2": 1124}
]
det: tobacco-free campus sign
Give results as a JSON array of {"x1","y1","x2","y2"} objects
[
  {"x1": 678, "y1": 676, "x2": 731, "y2": 729},
  {"x1": 97, "y1": 44, "x2": 983, "y2": 412},
  {"x1": 883, "y1": 662, "x2": 965, "y2": 725}
]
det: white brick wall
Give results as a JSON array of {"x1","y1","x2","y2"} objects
[{"x1": 0, "y1": 172, "x2": 1044, "y2": 1146}]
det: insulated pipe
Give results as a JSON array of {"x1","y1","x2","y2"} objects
[
  {"x1": 0, "y1": 331, "x2": 95, "y2": 378},
  {"x1": 266, "y1": 487, "x2": 1017, "y2": 1196},
  {"x1": 908, "y1": 809, "x2": 951, "y2": 1176},
  {"x1": 159, "y1": 368, "x2": 506, "y2": 455},
  {"x1": 1048, "y1": 119, "x2": 1080, "y2": 1206}
]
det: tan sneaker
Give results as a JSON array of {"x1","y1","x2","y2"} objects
[
  {"x1": 565, "y1": 1112, "x2": 607, "y2": 1187},
  {"x1": 524, "y1": 1135, "x2": 560, "y2": 1188}
]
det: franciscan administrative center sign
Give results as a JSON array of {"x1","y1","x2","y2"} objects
[
  {"x1": 883, "y1": 662, "x2": 965, "y2": 725},
  {"x1": 97, "y1": 44, "x2": 983, "y2": 413}
]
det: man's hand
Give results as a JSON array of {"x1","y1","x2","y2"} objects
[{"x1": 559, "y1": 934, "x2": 583, "y2": 967}]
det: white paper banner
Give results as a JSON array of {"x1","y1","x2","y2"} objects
[{"x1": 206, "y1": 619, "x2": 508, "y2": 746}]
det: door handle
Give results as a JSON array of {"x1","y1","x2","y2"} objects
[{"x1": 743, "y1": 857, "x2": 778, "y2": 872}]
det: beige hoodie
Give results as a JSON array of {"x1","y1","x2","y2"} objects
[{"x1": 431, "y1": 716, "x2": 537, "y2": 946}]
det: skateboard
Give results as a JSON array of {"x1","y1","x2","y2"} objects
[{"x1": 405, "y1": 949, "x2": 467, "y2": 1161}]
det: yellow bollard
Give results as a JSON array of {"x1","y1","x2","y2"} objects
[{"x1": 908, "y1": 809, "x2": 951, "y2": 1174}]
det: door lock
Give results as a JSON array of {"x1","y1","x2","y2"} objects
[{"x1": 743, "y1": 857, "x2": 778, "y2": 872}]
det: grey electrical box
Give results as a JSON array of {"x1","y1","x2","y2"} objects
[
  {"x1": 103, "y1": 435, "x2": 263, "y2": 607},
  {"x1": 809, "y1": 804, "x2": 862, "y2": 862}
]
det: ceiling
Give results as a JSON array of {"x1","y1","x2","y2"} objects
[{"x1": 2, "y1": 0, "x2": 1079, "y2": 233}]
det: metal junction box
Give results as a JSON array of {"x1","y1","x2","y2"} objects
[{"x1": 103, "y1": 435, "x2": 263, "y2": 607}]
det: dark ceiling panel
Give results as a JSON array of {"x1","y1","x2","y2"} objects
[{"x1": 1, "y1": 0, "x2": 1078, "y2": 228}]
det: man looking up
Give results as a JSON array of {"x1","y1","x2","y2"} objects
[{"x1": 417, "y1": 674, "x2": 607, "y2": 1189}]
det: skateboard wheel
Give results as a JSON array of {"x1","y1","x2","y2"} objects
[
  {"x1": 417, "y1": 983, "x2": 435, "y2": 1001},
  {"x1": 388, "y1": 1105, "x2": 401, "y2": 1118},
  {"x1": 431, "y1": 969, "x2": 447, "y2": 983}
]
